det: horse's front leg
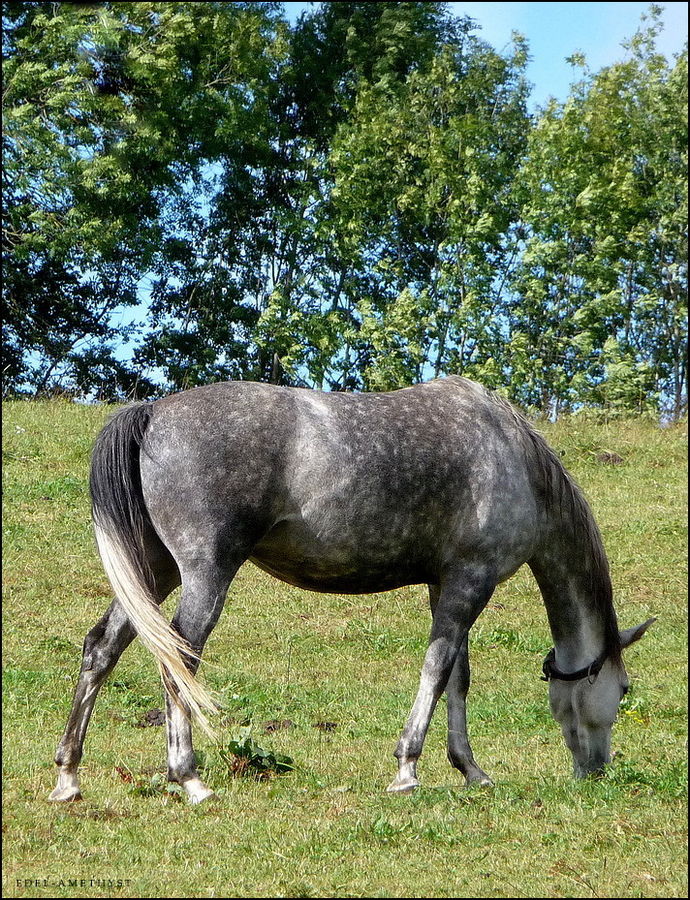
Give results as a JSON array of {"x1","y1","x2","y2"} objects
[
  {"x1": 50, "y1": 601, "x2": 136, "y2": 801},
  {"x1": 446, "y1": 633, "x2": 492, "y2": 786},
  {"x1": 426, "y1": 585, "x2": 491, "y2": 785},
  {"x1": 387, "y1": 565, "x2": 495, "y2": 793}
]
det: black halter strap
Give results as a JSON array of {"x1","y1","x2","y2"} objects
[{"x1": 540, "y1": 647, "x2": 609, "y2": 683}]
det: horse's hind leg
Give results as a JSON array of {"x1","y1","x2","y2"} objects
[
  {"x1": 50, "y1": 600, "x2": 138, "y2": 801},
  {"x1": 50, "y1": 553, "x2": 179, "y2": 802},
  {"x1": 387, "y1": 565, "x2": 495, "y2": 793},
  {"x1": 164, "y1": 561, "x2": 239, "y2": 804},
  {"x1": 446, "y1": 634, "x2": 492, "y2": 786}
]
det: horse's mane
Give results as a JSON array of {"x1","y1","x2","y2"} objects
[{"x1": 482, "y1": 385, "x2": 623, "y2": 664}]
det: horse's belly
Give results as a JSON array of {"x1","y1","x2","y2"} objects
[{"x1": 249, "y1": 518, "x2": 433, "y2": 594}]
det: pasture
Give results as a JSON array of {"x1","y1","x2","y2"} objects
[{"x1": 3, "y1": 398, "x2": 687, "y2": 898}]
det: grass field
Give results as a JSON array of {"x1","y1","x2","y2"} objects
[{"x1": 3, "y1": 398, "x2": 687, "y2": 899}]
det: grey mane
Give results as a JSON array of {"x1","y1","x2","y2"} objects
[{"x1": 473, "y1": 382, "x2": 622, "y2": 664}]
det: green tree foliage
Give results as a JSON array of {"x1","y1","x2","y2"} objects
[
  {"x1": 327, "y1": 25, "x2": 530, "y2": 390},
  {"x1": 2, "y1": 2, "x2": 687, "y2": 418},
  {"x1": 509, "y1": 7, "x2": 687, "y2": 418},
  {"x1": 3, "y1": 0, "x2": 284, "y2": 395},
  {"x1": 3, "y1": 2, "x2": 140, "y2": 396},
  {"x1": 137, "y1": 1, "x2": 480, "y2": 391}
]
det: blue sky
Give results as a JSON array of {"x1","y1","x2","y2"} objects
[{"x1": 284, "y1": 1, "x2": 688, "y2": 108}]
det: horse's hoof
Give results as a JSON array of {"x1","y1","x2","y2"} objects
[
  {"x1": 48, "y1": 786, "x2": 83, "y2": 802},
  {"x1": 188, "y1": 789, "x2": 215, "y2": 805},
  {"x1": 386, "y1": 778, "x2": 420, "y2": 794},
  {"x1": 465, "y1": 774, "x2": 493, "y2": 788},
  {"x1": 465, "y1": 775, "x2": 494, "y2": 787},
  {"x1": 182, "y1": 778, "x2": 215, "y2": 805}
]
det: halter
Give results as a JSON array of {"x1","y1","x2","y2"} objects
[{"x1": 540, "y1": 647, "x2": 609, "y2": 683}]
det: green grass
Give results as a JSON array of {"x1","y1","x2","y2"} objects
[{"x1": 3, "y1": 399, "x2": 687, "y2": 898}]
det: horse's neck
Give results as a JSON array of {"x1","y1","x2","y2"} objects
[
  {"x1": 516, "y1": 418, "x2": 620, "y2": 669},
  {"x1": 529, "y1": 517, "x2": 615, "y2": 670}
]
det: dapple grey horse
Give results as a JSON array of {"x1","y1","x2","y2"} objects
[{"x1": 50, "y1": 376, "x2": 654, "y2": 803}]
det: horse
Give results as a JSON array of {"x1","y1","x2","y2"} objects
[{"x1": 49, "y1": 376, "x2": 654, "y2": 803}]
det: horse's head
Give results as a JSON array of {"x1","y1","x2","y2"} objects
[{"x1": 546, "y1": 618, "x2": 655, "y2": 777}]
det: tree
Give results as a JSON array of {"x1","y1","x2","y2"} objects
[
  {"x1": 138, "y1": 2, "x2": 485, "y2": 391},
  {"x1": 509, "y1": 8, "x2": 687, "y2": 419},
  {"x1": 4, "y1": 3, "x2": 685, "y2": 418},
  {"x1": 326, "y1": 22, "x2": 530, "y2": 390},
  {"x1": 3, "y1": 1, "x2": 284, "y2": 396}
]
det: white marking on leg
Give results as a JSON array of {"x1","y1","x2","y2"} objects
[
  {"x1": 182, "y1": 777, "x2": 215, "y2": 804},
  {"x1": 386, "y1": 760, "x2": 420, "y2": 793},
  {"x1": 49, "y1": 768, "x2": 82, "y2": 802},
  {"x1": 167, "y1": 697, "x2": 214, "y2": 803}
]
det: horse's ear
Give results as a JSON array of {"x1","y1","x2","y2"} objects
[{"x1": 620, "y1": 617, "x2": 657, "y2": 649}]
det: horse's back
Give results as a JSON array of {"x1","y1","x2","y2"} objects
[{"x1": 139, "y1": 378, "x2": 540, "y2": 590}]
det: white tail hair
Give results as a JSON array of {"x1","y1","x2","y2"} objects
[{"x1": 94, "y1": 523, "x2": 218, "y2": 738}]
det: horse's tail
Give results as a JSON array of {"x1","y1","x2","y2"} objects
[{"x1": 89, "y1": 403, "x2": 217, "y2": 737}]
